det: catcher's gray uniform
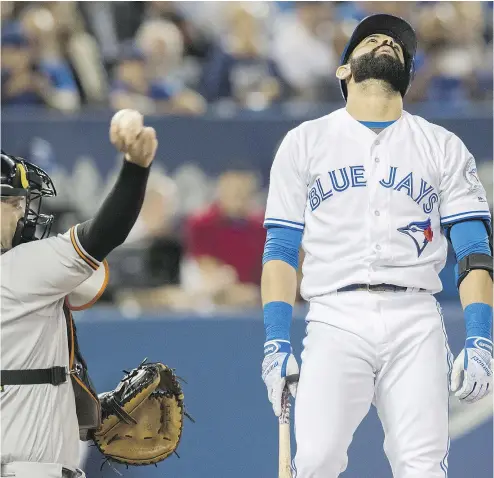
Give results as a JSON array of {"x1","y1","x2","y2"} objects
[{"x1": 1, "y1": 225, "x2": 102, "y2": 478}]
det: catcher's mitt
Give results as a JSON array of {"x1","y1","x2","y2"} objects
[{"x1": 93, "y1": 359, "x2": 192, "y2": 466}]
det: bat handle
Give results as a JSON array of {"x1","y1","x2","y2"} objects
[
  {"x1": 278, "y1": 387, "x2": 292, "y2": 478},
  {"x1": 279, "y1": 386, "x2": 291, "y2": 424}
]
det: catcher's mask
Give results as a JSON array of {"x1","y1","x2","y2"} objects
[{"x1": 1, "y1": 151, "x2": 56, "y2": 247}]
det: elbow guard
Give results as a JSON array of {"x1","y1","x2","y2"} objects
[{"x1": 457, "y1": 253, "x2": 493, "y2": 288}]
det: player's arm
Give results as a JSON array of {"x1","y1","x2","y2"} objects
[
  {"x1": 9, "y1": 110, "x2": 157, "y2": 306},
  {"x1": 262, "y1": 227, "x2": 301, "y2": 322},
  {"x1": 451, "y1": 220, "x2": 492, "y2": 334},
  {"x1": 261, "y1": 129, "x2": 306, "y2": 416},
  {"x1": 447, "y1": 220, "x2": 493, "y2": 403},
  {"x1": 439, "y1": 133, "x2": 493, "y2": 403},
  {"x1": 262, "y1": 260, "x2": 297, "y2": 306},
  {"x1": 77, "y1": 110, "x2": 156, "y2": 262},
  {"x1": 454, "y1": 221, "x2": 493, "y2": 310}
]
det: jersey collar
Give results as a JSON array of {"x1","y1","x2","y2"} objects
[
  {"x1": 358, "y1": 120, "x2": 397, "y2": 128},
  {"x1": 342, "y1": 108, "x2": 405, "y2": 138}
]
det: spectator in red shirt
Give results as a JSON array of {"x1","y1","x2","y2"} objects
[{"x1": 185, "y1": 166, "x2": 265, "y2": 307}]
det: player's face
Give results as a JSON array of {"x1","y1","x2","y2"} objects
[
  {"x1": 348, "y1": 34, "x2": 408, "y2": 94},
  {"x1": 0, "y1": 196, "x2": 25, "y2": 249},
  {"x1": 352, "y1": 34, "x2": 405, "y2": 64}
]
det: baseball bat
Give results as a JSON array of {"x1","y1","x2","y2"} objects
[{"x1": 279, "y1": 386, "x2": 292, "y2": 478}]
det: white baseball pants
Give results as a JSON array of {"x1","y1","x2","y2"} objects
[
  {"x1": 0, "y1": 462, "x2": 85, "y2": 478},
  {"x1": 293, "y1": 291, "x2": 452, "y2": 478}
]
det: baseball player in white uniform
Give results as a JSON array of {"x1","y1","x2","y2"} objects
[
  {"x1": 1, "y1": 110, "x2": 157, "y2": 478},
  {"x1": 261, "y1": 14, "x2": 493, "y2": 478}
]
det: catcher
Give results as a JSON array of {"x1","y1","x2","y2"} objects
[{"x1": 1, "y1": 110, "x2": 188, "y2": 478}]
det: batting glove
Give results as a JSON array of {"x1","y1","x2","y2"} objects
[
  {"x1": 262, "y1": 339, "x2": 299, "y2": 416},
  {"x1": 451, "y1": 337, "x2": 493, "y2": 403}
]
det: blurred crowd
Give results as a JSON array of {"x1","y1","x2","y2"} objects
[
  {"x1": 3, "y1": 1, "x2": 493, "y2": 313},
  {"x1": 2, "y1": 1, "x2": 493, "y2": 114}
]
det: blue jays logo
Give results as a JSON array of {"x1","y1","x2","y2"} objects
[{"x1": 397, "y1": 218, "x2": 433, "y2": 257}]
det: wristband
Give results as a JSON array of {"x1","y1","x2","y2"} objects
[
  {"x1": 264, "y1": 301, "x2": 292, "y2": 341},
  {"x1": 465, "y1": 303, "x2": 493, "y2": 340}
]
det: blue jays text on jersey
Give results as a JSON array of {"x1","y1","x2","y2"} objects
[{"x1": 308, "y1": 165, "x2": 438, "y2": 215}]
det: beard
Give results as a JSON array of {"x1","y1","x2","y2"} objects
[{"x1": 349, "y1": 47, "x2": 408, "y2": 95}]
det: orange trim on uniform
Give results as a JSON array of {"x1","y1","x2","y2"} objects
[
  {"x1": 66, "y1": 260, "x2": 110, "y2": 311},
  {"x1": 70, "y1": 227, "x2": 99, "y2": 271},
  {"x1": 73, "y1": 375, "x2": 100, "y2": 405}
]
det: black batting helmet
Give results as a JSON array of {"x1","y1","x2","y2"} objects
[
  {"x1": 1, "y1": 151, "x2": 57, "y2": 246},
  {"x1": 339, "y1": 14, "x2": 417, "y2": 101}
]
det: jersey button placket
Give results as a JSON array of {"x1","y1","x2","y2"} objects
[
  {"x1": 370, "y1": 140, "x2": 387, "y2": 270},
  {"x1": 366, "y1": 142, "x2": 381, "y2": 266}
]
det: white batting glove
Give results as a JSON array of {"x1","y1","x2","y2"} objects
[
  {"x1": 110, "y1": 109, "x2": 158, "y2": 168},
  {"x1": 451, "y1": 337, "x2": 493, "y2": 404},
  {"x1": 262, "y1": 340, "x2": 299, "y2": 416}
]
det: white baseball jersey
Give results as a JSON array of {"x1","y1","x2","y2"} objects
[
  {"x1": 264, "y1": 108, "x2": 490, "y2": 300},
  {"x1": 1, "y1": 225, "x2": 101, "y2": 469}
]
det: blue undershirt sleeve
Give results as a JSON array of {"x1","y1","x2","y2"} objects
[
  {"x1": 262, "y1": 226, "x2": 303, "y2": 270},
  {"x1": 449, "y1": 220, "x2": 490, "y2": 261},
  {"x1": 449, "y1": 220, "x2": 492, "y2": 340},
  {"x1": 262, "y1": 226, "x2": 303, "y2": 342}
]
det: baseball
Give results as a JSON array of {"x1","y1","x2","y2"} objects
[{"x1": 111, "y1": 109, "x2": 143, "y2": 138}]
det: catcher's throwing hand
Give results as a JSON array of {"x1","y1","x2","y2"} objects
[
  {"x1": 110, "y1": 109, "x2": 158, "y2": 168},
  {"x1": 451, "y1": 337, "x2": 493, "y2": 404},
  {"x1": 262, "y1": 340, "x2": 299, "y2": 416}
]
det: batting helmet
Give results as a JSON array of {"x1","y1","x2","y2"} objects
[
  {"x1": 339, "y1": 13, "x2": 417, "y2": 101},
  {"x1": 1, "y1": 151, "x2": 56, "y2": 246}
]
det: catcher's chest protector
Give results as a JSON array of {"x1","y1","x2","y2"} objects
[{"x1": 64, "y1": 304, "x2": 101, "y2": 440}]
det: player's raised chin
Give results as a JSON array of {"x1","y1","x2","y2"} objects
[{"x1": 336, "y1": 33, "x2": 407, "y2": 98}]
